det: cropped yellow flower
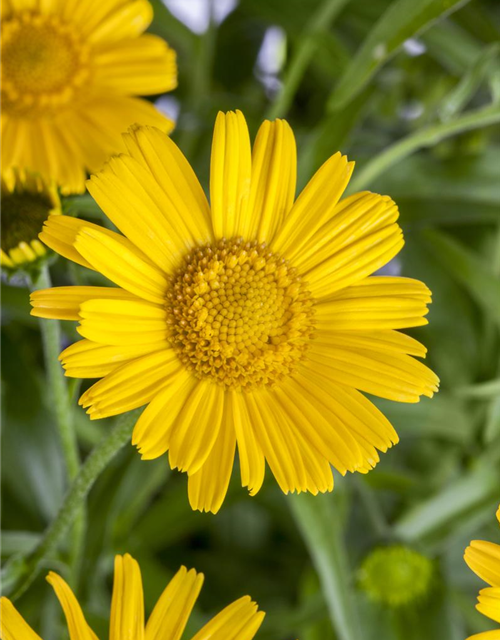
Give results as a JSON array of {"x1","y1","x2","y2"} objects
[
  {"x1": 1, "y1": 0, "x2": 177, "y2": 194},
  {"x1": 31, "y1": 111, "x2": 439, "y2": 513},
  {"x1": 1, "y1": 169, "x2": 61, "y2": 270},
  {"x1": 464, "y1": 506, "x2": 500, "y2": 639},
  {"x1": 0, "y1": 554, "x2": 265, "y2": 640}
]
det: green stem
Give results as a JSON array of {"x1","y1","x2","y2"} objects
[
  {"x1": 348, "y1": 102, "x2": 500, "y2": 192},
  {"x1": 32, "y1": 266, "x2": 80, "y2": 481},
  {"x1": 266, "y1": 0, "x2": 350, "y2": 120},
  {"x1": 288, "y1": 493, "x2": 361, "y2": 640},
  {"x1": 6, "y1": 413, "x2": 136, "y2": 600}
]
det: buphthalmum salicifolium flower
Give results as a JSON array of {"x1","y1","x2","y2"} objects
[
  {"x1": 31, "y1": 110, "x2": 439, "y2": 513},
  {"x1": 1, "y1": 0, "x2": 177, "y2": 194},
  {"x1": 0, "y1": 553, "x2": 265, "y2": 640},
  {"x1": 1, "y1": 169, "x2": 61, "y2": 271},
  {"x1": 464, "y1": 505, "x2": 500, "y2": 639}
]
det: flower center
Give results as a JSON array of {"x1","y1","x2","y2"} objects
[
  {"x1": 1, "y1": 190, "x2": 54, "y2": 253},
  {"x1": 358, "y1": 546, "x2": 434, "y2": 608},
  {"x1": 1, "y1": 13, "x2": 90, "y2": 115},
  {"x1": 166, "y1": 238, "x2": 315, "y2": 389}
]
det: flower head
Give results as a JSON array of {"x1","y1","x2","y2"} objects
[
  {"x1": 1, "y1": 169, "x2": 61, "y2": 272},
  {"x1": 1, "y1": 0, "x2": 177, "y2": 194},
  {"x1": 31, "y1": 110, "x2": 439, "y2": 513},
  {"x1": 464, "y1": 506, "x2": 500, "y2": 639},
  {"x1": 0, "y1": 554, "x2": 265, "y2": 640},
  {"x1": 358, "y1": 545, "x2": 434, "y2": 608}
]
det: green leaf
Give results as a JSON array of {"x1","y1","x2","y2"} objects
[
  {"x1": 423, "y1": 229, "x2": 500, "y2": 329},
  {"x1": 328, "y1": 0, "x2": 471, "y2": 111},
  {"x1": 288, "y1": 493, "x2": 361, "y2": 640}
]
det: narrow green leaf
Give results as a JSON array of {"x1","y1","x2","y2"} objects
[
  {"x1": 485, "y1": 396, "x2": 500, "y2": 443},
  {"x1": 393, "y1": 465, "x2": 499, "y2": 542},
  {"x1": 423, "y1": 229, "x2": 500, "y2": 329},
  {"x1": 439, "y1": 43, "x2": 499, "y2": 121},
  {"x1": 455, "y1": 379, "x2": 500, "y2": 398},
  {"x1": 288, "y1": 493, "x2": 361, "y2": 640},
  {"x1": 328, "y1": 0, "x2": 471, "y2": 111},
  {"x1": 348, "y1": 103, "x2": 500, "y2": 191}
]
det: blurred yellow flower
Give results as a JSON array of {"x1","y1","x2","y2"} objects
[
  {"x1": 31, "y1": 111, "x2": 439, "y2": 513},
  {"x1": 1, "y1": 169, "x2": 61, "y2": 270},
  {"x1": 464, "y1": 506, "x2": 500, "y2": 639},
  {"x1": 0, "y1": 554, "x2": 265, "y2": 640},
  {"x1": 1, "y1": 0, "x2": 177, "y2": 194}
]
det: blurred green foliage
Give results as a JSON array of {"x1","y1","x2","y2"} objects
[{"x1": 2, "y1": 0, "x2": 500, "y2": 638}]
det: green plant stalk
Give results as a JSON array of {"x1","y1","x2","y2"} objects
[
  {"x1": 348, "y1": 103, "x2": 500, "y2": 192},
  {"x1": 32, "y1": 266, "x2": 84, "y2": 588},
  {"x1": 266, "y1": 0, "x2": 350, "y2": 120},
  {"x1": 33, "y1": 266, "x2": 80, "y2": 481},
  {"x1": 7, "y1": 412, "x2": 137, "y2": 600},
  {"x1": 288, "y1": 493, "x2": 361, "y2": 640}
]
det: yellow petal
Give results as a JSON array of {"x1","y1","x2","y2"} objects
[
  {"x1": 93, "y1": 35, "x2": 177, "y2": 95},
  {"x1": 133, "y1": 370, "x2": 198, "y2": 459},
  {"x1": 39, "y1": 214, "x2": 145, "y2": 271},
  {"x1": 77, "y1": 298, "x2": 168, "y2": 346},
  {"x1": 60, "y1": 339, "x2": 168, "y2": 378},
  {"x1": 145, "y1": 566, "x2": 203, "y2": 640},
  {"x1": 123, "y1": 125, "x2": 212, "y2": 243},
  {"x1": 188, "y1": 412, "x2": 236, "y2": 514},
  {"x1": 466, "y1": 632, "x2": 500, "y2": 640},
  {"x1": 31, "y1": 286, "x2": 138, "y2": 321},
  {"x1": 210, "y1": 110, "x2": 252, "y2": 239},
  {"x1": 271, "y1": 152, "x2": 354, "y2": 259},
  {"x1": 0, "y1": 597, "x2": 43, "y2": 640},
  {"x1": 110, "y1": 555, "x2": 144, "y2": 640},
  {"x1": 229, "y1": 389, "x2": 265, "y2": 496},
  {"x1": 168, "y1": 381, "x2": 225, "y2": 475},
  {"x1": 74, "y1": 226, "x2": 169, "y2": 304},
  {"x1": 465, "y1": 541, "x2": 500, "y2": 588},
  {"x1": 245, "y1": 119, "x2": 296, "y2": 242},
  {"x1": 477, "y1": 587, "x2": 500, "y2": 624},
  {"x1": 191, "y1": 596, "x2": 265, "y2": 640},
  {"x1": 313, "y1": 329, "x2": 428, "y2": 358},
  {"x1": 314, "y1": 276, "x2": 432, "y2": 330},
  {"x1": 79, "y1": 349, "x2": 181, "y2": 419},
  {"x1": 46, "y1": 573, "x2": 99, "y2": 640}
]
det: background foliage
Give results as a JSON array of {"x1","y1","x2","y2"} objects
[{"x1": 2, "y1": 0, "x2": 500, "y2": 638}]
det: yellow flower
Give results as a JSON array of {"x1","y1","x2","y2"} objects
[
  {"x1": 31, "y1": 111, "x2": 439, "y2": 513},
  {"x1": 1, "y1": 0, "x2": 177, "y2": 194},
  {"x1": 0, "y1": 554, "x2": 265, "y2": 640},
  {"x1": 1, "y1": 169, "x2": 61, "y2": 270},
  {"x1": 464, "y1": 506, "x2": 500, "y2": 639}
]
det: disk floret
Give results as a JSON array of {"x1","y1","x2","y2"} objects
[
  {"x1": 167, "y1": 237, "x2": 315, "y2": 389},
  {"x1": 1, "y1": 11, "x2": 90, "y2": 115}
]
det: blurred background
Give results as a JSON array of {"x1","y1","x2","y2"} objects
[{"x1": 2, "y1": 0, "x2": 500, "y2": 638}]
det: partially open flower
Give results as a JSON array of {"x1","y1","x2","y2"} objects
[{"x1": 1, "y1": 169, "x2": 61, "y2": 273}]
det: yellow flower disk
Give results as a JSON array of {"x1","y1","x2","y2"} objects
[
  {"x1": 0, "y1": 554, "x2": 265, "y2": 640},
  {"x1": 30, "y1": 110, "x2": 440, "y2": 513},
  {"x1": 1, "y1": 0, "x2": 177, "y2": 194}
]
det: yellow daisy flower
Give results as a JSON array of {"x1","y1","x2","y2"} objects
[
  {"x1": 1, "y1": 169, "x2": 61, "y2": 270},
  {"x1": 464, "y1": 506, "x2": 500, "y2": 639},
  {"x1": 0, "y1": 554, "x2": 265, "y2": 640},
  {"x1": 1, "y1": 0, "x2": 177, "y2": 194},
  {"x1": 31, "y1": 111, "x2": 439, "y2": 513}
]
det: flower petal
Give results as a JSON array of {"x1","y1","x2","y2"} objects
[
  {"x1": 79, "y1": 348, "x2": 181, "y2": 419},
  {"x1": 477, "y1": 587, "x2": 500, "y2": 624},
  {"x1": 74, "y1": 226, "x2": 169, "y2": 304},
  {"x1": 191, "y1": 596, "x2": 265, "y2": 640},
  {"x1": 0, "y1": 598, "x2": 43, "y2": 640},
  {"x1": 31, "y1": 286, "x2": 138, "y2": 321},
  {"x1": 244, "y1": 118, "x2": 296, "y2": 242},
  {"x1": 110, "y1": 555, "x2": 144, "y2": 640},
  {"x1": 271, "y1": 152, "x2": 354, "y2": 260},
  {"x1": 46, "y1": 573, "x2": 99, "y2": 640},
  {"x1": 145, "y1": 566, "x2": 204, "y2": 640},
  {"x1": 188, "y1": 410, "x2": 236, "y2": 514},
  {"x1": 465, "y1": 540, "x2": 500, "y2": 588},
  {"x1": 210, "y1": 110, "x2": 251, "y2": 239}
]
